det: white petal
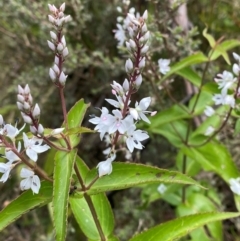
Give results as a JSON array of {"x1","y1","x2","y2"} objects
[
  {"x1": 31, "y1": 175, "x2": 41, "y2": 194},
  {"x1": 20, "y1": 168, "x2": 34, "y2": 178}
]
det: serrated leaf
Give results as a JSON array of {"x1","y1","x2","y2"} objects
[
  {"x1": 0, "y1": 181, "x2": 52, "y2": 231},
  {"x1": 53, "y1": 150, "x2": 76, "y2": 241},
  {"x1": 161, "y1": 52, "x2": 208, "y2": 83},
  {"x1": 129, "y1": 212, "x2": 240, "y2": 241},
  {"x1": 83, "y1": 163, "x2": 203, "y2": 195}
]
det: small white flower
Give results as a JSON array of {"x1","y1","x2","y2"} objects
[
  {"x1": 205, "y1": 126, "x2": 215, "y2": 136},
  {"x1": 125, "y1": 125, "x2": 149, "y2": 152},
  {"x1": 130, "y1": 97, "x2": 152, "y2": 123},
  {"x1": 204, "y1": 106, "x2": 215, "y2": 117},
  {"x1": 212, "y1": 89, "x2": 235, "y2": 108},
  {"x1": 0, "y1": 162, "x2": 12, "y2": 183},
  {"x1": 97, "y1": 158, "x2": 113, "y2": 177},
  {"x1": 229, "y1": 178, "x2": 240, "y2": 195},
  {"x1": 0, "y1": 122, "x2": 25, "y2": 141},
  {"x1": 158, "y1": 59, "x2": 171, "y2": 75},
  {"x1": 5, "y1": 142, "x2": 21, "y2": 163},
  {"x1": 157, "y1": 184, "x2": 167, "y2": 194},
  {"x1": 20, "y1": 168, "x2": 41, "y2": 194},
  {"x1": 214, "y1": 71, "x2": 236, "y2": 91},
  {"x1": 108, "y1": 110, "x2": 128, "y2": 134},
  {"x1": 23, "y1": 133, "x2": 50, "y2": 162}
]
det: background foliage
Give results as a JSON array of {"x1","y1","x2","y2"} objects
[{"x1": 1, "y1": 0, "x2": 240, "y2": 240}]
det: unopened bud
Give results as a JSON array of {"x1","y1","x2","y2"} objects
[
  {"x1": 0, "y1": 115, "x2": 3, "y2": 125},
  {"x1": 125, "y1": 58, "x2": 134, "y2": 73},
  {"x1": 129, "y1": 108, "x2": 139, "y2": 120},
  {"x1": 21, "y1": 113, "x2": 33, "y2": 125},
  {"x1": 142, "y1": 10, "x2": 148, "y2": 20},
  {"x1": 49, "y1": 68, "x2": 57, "y2": 81},
  {"x1": 24, "y1": 84, "x2": 30, "y2": 95},
  {"x1": 57, "y1": 42, "x2": 64, "y2": 52},
  {"x1": 62, "y1": 47, "x2": 69, "y2": 57},
  {"x1": 17, "y1": 102, "x2": 24, "y2": 111},
  {"x1": 48, "y1": 15, "x2": 55, "y2": 24},
  {"x1": 23, "y1": 101, "x2": 31, "y2": 111},
  {"x1": 141, "y1": 45, "x2": 149, "y2": 54},
  {"x1": 47, "y1": 40, "x2": 56, "y2": 51},
  {"x1": 30, "y1": 125, "x2": 37, "y2": 135},
  {"x1": 53, "y1": 64, "x2": 60, "y2": 75},
  {"x1": 61, "y1": 35, "x2": 66, "y2": 47},
  {"x1": 123, "y1": 79, "x2": 129, "y2": 92},
  {"x1": 60, "y1": 3, "x2": 66, "y2": 12},
  {"x1": 54, "y1": 56, "x2": 60, "y2": 65},
  {"x1": 50, "y1": 31, "x2": 57, "y2": 41},
  {"x1": 17, "y1": 94, "x2": 25, "y2": 103},
  {"x1": 59, "y1": 71, "x2": 67, "y2": 85},
  {"x1": 51, "y1": 128, "x2": 64, "y2": 135},
  {"x1": 139, "y1": 57, "x2": 145, "y2": 69},
  {"x1": 37, "y1": 124, "x2": 44, "y2": 135},
  {"x1": 64, "y1": 15, "x2": 72, "y2": 23},
  {"x1": 32, "y1": 104, "x2": 40, "y2": 118},
  {"x1": 56, "y1": 18, "x2": 65, "y2": 27},
  {"x1": 48, "y1": 4, "x2": 57, "y2": 12},
  {"x1": 18, "y1": 85, "x2": 24, "y2": 94},
  {"x1": 233, "y1": 63, "x2": 240, "y2": 76},
  {"x1": 135, "y1": 74, "x2": 142, "y2": 87}
]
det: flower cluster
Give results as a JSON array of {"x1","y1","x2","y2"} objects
[
  {"x1": 90, "y1": 10, "x2": 155, "y2": 177},
  {"x1": 0, "y1": 110, "x2": 50, "y2": 193},
  {"x1": 48, "y1": 3, "x2": 70, "y2": 86},
  {"x1": 204, "y1": 52, "x2": 240, "y2": 136}
]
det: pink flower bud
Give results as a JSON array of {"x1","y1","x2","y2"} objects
[
  {"x1": 135, "y1": 74, "x2": 142, "y2": 87},
  {"x1": 141, "y1": 45, "x2": 149, "y2": 54},
  {"x1": 60, "y1": 3, "x2": 66, "y2": 12},
  {"x1": 53, "y1": 64, "x2": 60, "y2": 75},
  {"x1": 54, "y1": 56, "x2": 60, "y2": 65},
  {"x1": 56, "y1": 18, "x2": 65, "y2": 27},
  {"x1": 30, "y1": 125, "x2": 37, "y2": 135},
  {"x1": 17, "y1": 94, "x2": 25, "y2": 103},
  {"x1": 48, "y1": 4, "x2": 57, "y2": 12},
  {"x1": 37, "y1": 124, "x2": 44, "y2": 135},
  {"x1": 129, "y1": 39, "x2": 136, "y2": 49},
  {"x1": 151, "y1": 111, "x2": 157, "y2": 116},
  {"x1": 21, "y1": 113, "x2": 33, "y2": 125},
  {"x1": 51, "y1": 128, "x2": 65, "y2": 135},
  {"x1": 23, "y1": 101, "x2": 31, "y2": 111},
  {"x1": 0, "y1": 115, "x2": 3, "y2": 125}
]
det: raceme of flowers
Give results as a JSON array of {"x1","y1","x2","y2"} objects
[
  {"x1": 0, "y1": 3, "x2": 72, "y2": 194},
  {"x1": 90, "y1": 10, "x2": 158, "y2": 177},
  {"x1": 204, "y1": 52, "x2": 240, "y2": 136},
  {"x1": 114, "y1": 5, "x2": 171, "y2": 76}
]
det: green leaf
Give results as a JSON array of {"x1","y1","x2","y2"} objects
[
  {"x1": 65, "y1": 99, "x2": 90, "y2": 147},
  {"x1": 149, "y1": 104, "x2": 191, "y2": 129},
  {"x1": 177, "y1": 193, "x2": 222, "y2": 241},
  {"x1": 0, "y1": 181, "x2": 52, "y2": 231},
  {"x1": 234, "y1": 119, "x2": 240, "y2": 135},
  {"x1": 203, "y1": 28, "x2": 216, "y2": 48},
  {"x1": 129, "y1": 212, "x2": 240, "y2": 241},
  {"x1": 176, "y1": 67, "x2": 201, "y2": 87},
  {"x1": 70, "y1": 193, "x2": 115, "y2": 240},
  {"x1": 181, "y1": 142, "x2": 239, "y2": 182},
  {"x1": 53, "y1": 150, "x2": 76, "y2": 241},
  {"x1": 70, "y1": 155, "x2": 115, "y2": 240},
  {"x1": 161, "y1": 52, "x2": 208, "y2": 83},
  {"x1": 83, "y1": 162, "x2": 203, "y2": 195},
  {"x1": 210, "y1": 39, "x2": 240, "y2": 64}
]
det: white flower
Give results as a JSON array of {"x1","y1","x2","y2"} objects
[
  {"x1": 125, "y1": 125, "x2": 149, "y2": 152},
  {"x1": 89, "y1": 107, "x2": 114, "y2": 140},
  {"x1": 130, "y1": 97, "x2": 152, "y2": 123},
  {"x1": 23, "y1": 133, "x2": 50, "y2": 162},
  {"x1": 5, "y1": 142, "x2": 21, "y2": 163},
  {"x1": 204, "y1": 106, "x2": 215, "y2": 117},
  {"x1": 20, "y1": 168, "x2": 40, "y2": 194},
  {"x1": 0, "y1": 122, "x2": 25, "y2": 141},
  {"x1": 229, "y1": 178, "x2": 240, "y2": 195},
  {"x1": 214, "y1": 71, "x2": 236, "y2": 91},
  {"x1": 97, "y1": 158, "x2": 113, "y2": 177},
  {"x1": 0, "y1": 162, "x2": 12, "y2": 183},
  {"x1": 158, "y1": 59, "x2": 171, "y2": 75},
  {"x1": 108, "y1": 110, "x2": 128, "y2": 134},
  {"x1": 212, "y1": 89, "x2": 235, "y2": 108},
  {"x1": 205, "y1": 126, "x2": 214, "y2": 136},
  {"x1": 114, "y1": 23, "x2": 126, "y2": 47},
  {"x1": 157, "y1": 184, "x2": 167, "y2": 194}
]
